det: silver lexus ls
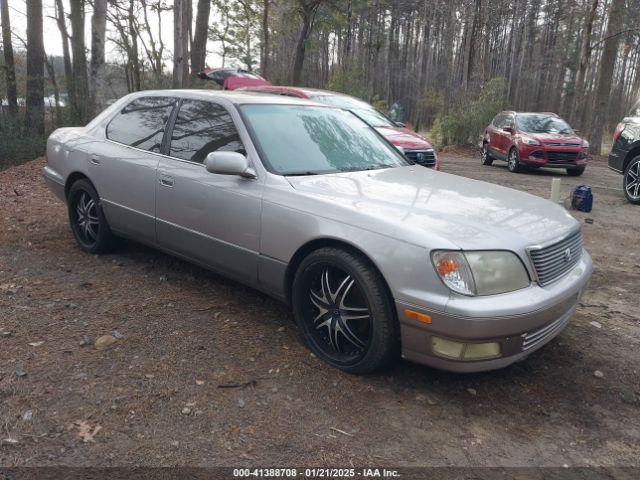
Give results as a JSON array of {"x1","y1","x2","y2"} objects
[{"x1": 43, "y1": 90, "x2": 592, "y2": 374}]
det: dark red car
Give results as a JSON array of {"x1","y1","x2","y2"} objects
[
  {"x1": 198, "y1": 68, "x2": 272, "y2": 90},
  {"x1": 482, "y1": 111, "x2": 588, "y2": 176},
  {"x1": 239, "y1": 85, "x2": 440, "y2": 170}
]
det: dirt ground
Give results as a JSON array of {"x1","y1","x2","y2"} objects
[{"x1": 0, "y1": 151, "x2": 639, "y2": 468}]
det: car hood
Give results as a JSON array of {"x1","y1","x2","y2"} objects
[
  {"x1": 286, "y1": 166, "x2": 578, "y2": 251},
  {"x1": 526, "y1": 132, "x2": 584, "y2": 146},
  {"x1": 374, "y1": 126, "x2": 433, "y2": 150}
]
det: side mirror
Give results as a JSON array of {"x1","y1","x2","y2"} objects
[
  {"x1": 204, "y1": 151, "x2": 256, "y2": 178},
  {"x1": 395, "y1": 121, "x2": 406, "y2": 128},
  {"x1": 503, "y1": 126, "x2": 514, "y2": 134}
]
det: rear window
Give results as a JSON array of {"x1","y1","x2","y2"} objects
[
  {"x1": 106, "y1": 97, "x2": 176, "y2": 153},
  {"x1": 310, "y1": 94, "x2": 394, "y2": 127}
]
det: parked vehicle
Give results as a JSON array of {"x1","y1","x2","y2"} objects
[
  {"x1": 239, "y1": 85, "x2": 440, "y2": 170},
  {"x1": 198, "y1": 67, "x2": 272, "y2": 90},
  {"x1": 482, "y1": 111, "x2": 589, "y2": 176},
  {"x1": 608, "y1": 101, "x2": 640, "y2": 204},
  {"x1": 43, "y1": 90, "x2": 592, "y2": 374}
]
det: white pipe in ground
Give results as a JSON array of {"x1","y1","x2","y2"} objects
[{"x1": 550, "y1": 177, "x2": 562, "y2": 203}]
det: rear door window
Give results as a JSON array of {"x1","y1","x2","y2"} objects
[
  {"x1": 106, "y1": 97, "x2": 176, "y2": 153},
  {"x1": 169, "y1": 99, "x2": 244, "y2": 163},
  {"x1": 493, "y1": 114, "x2": 505, "y2": 128}
]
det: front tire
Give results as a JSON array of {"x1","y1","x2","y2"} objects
[
  {"x1": 67, "y1": 179, "x2": 117, "y2": 253},
  {"x1": 566, "y1": 166, "x2": 585, "y2": 177},
  {"x1": 623, "y1": 156, "x2": 640, "y2": 204},
  {"x1": 507, "y1": 147, "x2": 523, "y2": 173},
  {"x1": 481, "y1": 143, "x2": 493, "y2": 166},
  {"x1": 291, "y1": 247, "x2": 399, "y2": 374}
]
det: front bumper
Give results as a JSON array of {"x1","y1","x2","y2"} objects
[
  {"x1": 518, "y1": 145, "x2": 587, "y2": 169},
  {"x1": 396, "y1": 251, "x2": 592, "y2": 372}
]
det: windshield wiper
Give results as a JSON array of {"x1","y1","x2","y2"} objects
[
  {"x1": 340, "y1": 164, "x2": 396, "y2": 172},
  {"x1": 283, "y1": 171, "x2": 321, "y2": 176}
]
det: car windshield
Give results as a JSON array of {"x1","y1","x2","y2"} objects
[
  {"x1": 310, "y1": 95, "x2": 395, "y2": 127},
  {"x1": 240, "y1": 104, "x2": 409, "y2": 176},
  {"x1": 516, "y1": 114, "x2": 573, "y2": 134}
]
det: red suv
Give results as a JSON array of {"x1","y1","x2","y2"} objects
[
  {"x1": 482, "y1": 111, "x2": 588, "y2": 176},
  {"x1": 239, "y1": 86, "x2": 440, "y2": 170}
]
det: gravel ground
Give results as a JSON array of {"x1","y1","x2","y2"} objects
[{"x1": 0, "y1": 151, "x2": 639, "y2": 468}]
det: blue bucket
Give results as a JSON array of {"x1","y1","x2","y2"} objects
[{"x1": 571, "y1": 185, "x2": 593, "y2": 213}]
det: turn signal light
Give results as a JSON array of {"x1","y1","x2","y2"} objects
[{"x1": 404, "y1": 309, "x2": 432, "y2": 324}]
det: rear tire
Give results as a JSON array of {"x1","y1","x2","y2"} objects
[
  {"x1": 507, "y1": 147, "x2": 523, "y2": 173},
  {"x1": 566, "y1": 167, "x2": 585, "y2": 177},
  {"x1": 291, "y1": 247, "x2": 399, "y2": 374},
  {"x1": 67, "y1": 179, "x2": 117, "y2": 254},
  {"x1": 481, "y1": 143, "x2": 493, "y2": 166},
  {"x1": 623, "y1": 156, "x2": 640, "y2": 204}
]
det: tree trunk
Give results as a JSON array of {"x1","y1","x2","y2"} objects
[
  {"x1": 292, "y1": 20, "x2": 311, "y2": 84},
  {"x1": 128, "y1": 0, "x2": 142, "y2": 91},
  {"x1": 53, "y1": 0, "x2": 75, "y2": 113},
  {"x1": 0, "y1": 0, "x2": 18, "y2": 118},
  {"x1": 260, "y1": 0, "x2": 270, "y2": 77},
  {"x1": 89, "y1": 0, "x2": 107, "y2": 118},
  {"x1": 191, "y1": 0, "x2": 211, "y2": 79},
  {"x1": 292, "y1": 1, "x2": 321, "y2": 86},
  {"x1": 25, "y1": 0, "x2": 45, "y2": 136},
  {"x1": 572, "y1": 0, "x2": 598, "y2": 127},
  {"x1": 173, "y1": 0, "x2": 189, "y2": 88},
  {"x1": 589, "y1": 0, "x2": 625, "y2": 155},
  {"x1": 70, "y1": 0, "x2": 89, "y2": 124},
  {"x1": 45, "y1": 55, "x2": 61, "y2": 123}
]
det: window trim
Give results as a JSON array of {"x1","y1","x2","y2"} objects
[
  {"x1": 104, "y1": 96, "x2": 179, "y2": 154},
  {"x1": 163, "y1": 97, "x2": 247, "y2": 165}
]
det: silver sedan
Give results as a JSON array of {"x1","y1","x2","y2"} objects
[{"x1": 43, "y1": 90, "x2": 592, "y2": 374}]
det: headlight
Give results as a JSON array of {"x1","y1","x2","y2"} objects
[
  {"x1": 432, "y1": 250, "x2": 530, "y2": 296},
  {"x1": 520, "y1": 136, "x2": 540, "y2": 146},
  {"x1": 432, "y1": 251, "x2": 475, "y2": 295},
  {"x1": 582, "y1": 140, "x2": 589, "y2": 149}
]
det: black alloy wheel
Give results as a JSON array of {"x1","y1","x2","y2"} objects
[{"x1": 292, "y1": 248, "x2": 399, "y2": 374}]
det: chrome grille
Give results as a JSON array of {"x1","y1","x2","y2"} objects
[
  {"x1": 404, "y1": 149, "x2": 436, "y2": 168},
  {"x1": 529, "y1": 229, "x2": 583, "y2": 286},
  {"x1": 522, "y1": 315, "x2": 569, "y2": 351}
]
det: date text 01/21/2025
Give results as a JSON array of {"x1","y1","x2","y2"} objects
[{"x1": 232, "y1": 468, "x2": 400, "y2": 478}]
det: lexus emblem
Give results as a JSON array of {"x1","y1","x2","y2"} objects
[
  {"x1": 563, "y1": 248, "x2": 572, "y2": 263},
  {"x1": 417, "y1": 152, "x2": 425, "y2": 162}
]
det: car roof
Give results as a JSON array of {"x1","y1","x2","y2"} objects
[
  {"x1": 505, "y1": 111, "x2": 560, "y2": 117},
  {"x1": 242, "y1": 85, "x2": 363, "y2": 101},
  {"x1": 123, "y1": 89, "x2": 323, "y2": 106}
]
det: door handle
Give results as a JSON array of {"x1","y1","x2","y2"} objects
[
  {"x1": 89, "y1": 155, "x2": 101, "y2": 165},
  {"x1": 159, "y1": 176, "x2": 174, "y2": 187}
]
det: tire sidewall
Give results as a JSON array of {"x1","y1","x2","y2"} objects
[
  {"x1": 481, "y1": 143, "x2": 493, "y2": 165},
  {"x1": 67, "y1": 179, "x2": 114, "y2": 253},
  {"x1": 507, "y1": 147, "x2": 521, "y2": 172},
  {"x1": 567, "y1": 166, "x2": 585, "y2": 177},
  {"x1": 291, "y1": 248, "x2": 397, "y2": 374},
  {"x1": 624, "y1": 157, "x2": 640, "y2": 204}
]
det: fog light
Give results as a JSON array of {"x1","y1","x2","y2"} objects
[
  {"x1": 431, "y1": 337, "x2": 501, "y2": 360},
  {"x1": 463, "y1": 342, "x2": 500, "y2": 360},
  {"x1": 432, "y1": 337, "x2": 465, "y2": 359}
]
